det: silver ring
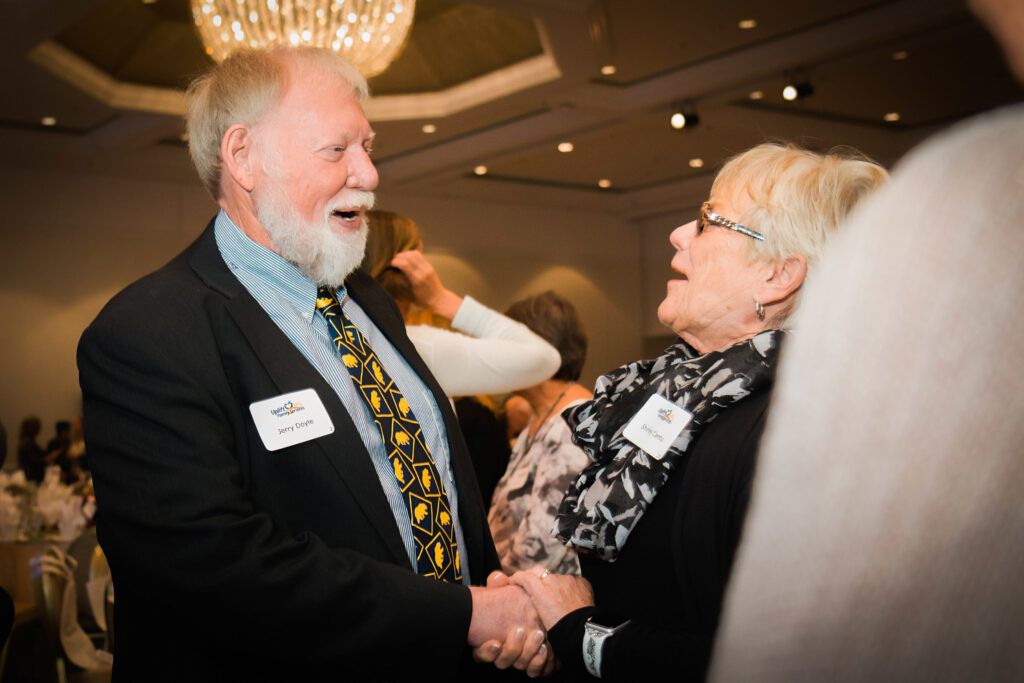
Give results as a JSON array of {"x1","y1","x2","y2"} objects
[{"x1": 539, "y1": 569, "x2": 550, "y2": 580}]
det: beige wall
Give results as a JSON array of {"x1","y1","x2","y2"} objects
[{"x1": 0, "y1": 165, "x2": 648, "y2": 463}]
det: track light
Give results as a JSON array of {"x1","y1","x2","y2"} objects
[{"x1": 782, "y1": 82, "x2": 814, "y2": 101}]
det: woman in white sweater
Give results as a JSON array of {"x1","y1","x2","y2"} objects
[{"x1": 362, "y1": 210, "x2": 560, "y2": 397}]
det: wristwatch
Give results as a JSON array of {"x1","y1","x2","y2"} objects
[{"x1": 582, "y1": 617, "x2": 631, "y2": 678}]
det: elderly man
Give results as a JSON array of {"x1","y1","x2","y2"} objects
[{"x1": 78, "y1": 47, "x2": 545, "y2": 681}]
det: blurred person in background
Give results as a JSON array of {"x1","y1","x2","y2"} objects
[
  {"x1": 362, "y1": 209, "x2": 560, "y2": 398},
  {"x1": 488, "y1": 291, "x2": 591, "y2": 577},
  {"x1": 17, "y1": 416, "x2": 45, "y2": 483}
]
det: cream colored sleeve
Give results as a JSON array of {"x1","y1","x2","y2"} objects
[{"x1": 406, "y1": 295, "x2": 561, "y2": 397}]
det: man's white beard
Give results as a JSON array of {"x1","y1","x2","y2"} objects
[{"x1": 256, "y1": 186, "x2": 375, "y2": 287}]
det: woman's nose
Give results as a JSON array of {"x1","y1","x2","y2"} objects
[{"x1": 669, "y1": 220, "x2": 698, "y2": 249}]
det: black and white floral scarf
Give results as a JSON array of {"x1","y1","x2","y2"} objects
[{"x1": 554, "y1": 330, "x2": 783, "y2": 561}]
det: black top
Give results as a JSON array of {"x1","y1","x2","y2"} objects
[{"x1": 548, "y1": 387, "x2": 773, "y2": 681}]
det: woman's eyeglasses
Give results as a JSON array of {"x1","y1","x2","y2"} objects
[{"x1": 698, "y1": 202, "x2": 765, "y2": 241}]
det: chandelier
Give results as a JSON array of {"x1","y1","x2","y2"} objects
[{"x1": 190, "y1": 0, "x2": 416, "y2": 77}]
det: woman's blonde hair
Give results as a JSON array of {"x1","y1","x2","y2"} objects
[
  {"x1": 186, "y1": 46, "x2": 369, "y2": 198},
  {"x1": 361, "y1": 210, "x2": 424, "y2": 303},
  {"x1": 712, "y1": 143, "x2": 889, "y2": 268}
]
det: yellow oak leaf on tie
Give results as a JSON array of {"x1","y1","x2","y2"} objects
[
  {"x1": 342, "y1": 354, "x2": 358, "y2": 368},
  {"x1": 393, "y1": 459, "x2": 405, "y2": 484},
  {"x1": 434, "y1": 542, "x2": 445, "y2": 568},
  {"x1": 439, "y1": 511, "x2": 450, "y2": 527},
  {"x1": 398, "y1": 397, "x2": 410, "y2": 416},
  {"x1": 372, "y1": 361, "x2": 384, "y2": 385},
  {"x1": 395, "y1": 431, "x2": 410, "y2": 446},
  {"x1": 316, "y1": 296, "x2": 333, "y2": 309},
  {"x1": 414, "y1": 502, "x2": 429, "y2": 523},
  {"x1": 371, "y1": 390, "x2": 381, "y2": 412},
  {"x1": 420, "y1": 469, "x2": 432, "y2": 491}
]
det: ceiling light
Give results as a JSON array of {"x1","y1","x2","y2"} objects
[
  {"x1": 748, "y1": 90, "x2": 764, "y2": 100},
  {"x1": 670, "y1": 110, "x2": 699, "y2": 130},
  {"x1": 892, "y1": 50, "x2": 908, "y2": 61},
  {"x1": 782, "y1": 82, "x2": 814, "y2": 101},
  {"x1": 190, "y1": 0, "x2": 415, "y2": 77},
  {"x1": 600, "y1": 65, "x2": 616, "y2": 76},
  {"x1": 689, "y1": 158, "x2": 704, "y2": 168},
  {"x1": 473, "y1": 165, "x2": 488, "y2": 176},
  {"x1": 41, "y1": 116, "x2": 57, "y2": 126},
  {"x1": 598, "y1": 179, "x2": 612, "y2": 188},
  {"x1": 883, "y1": 112, "x2": 900, "y2": 122},
  {"x1": 421, "y1": 123, "x2": 437, "y2": 134},
  {"x1": 558, "y1": 142, "x2": 574, "y2": 153},
  {"x1": 142, "y1": 0, "x2": 157, "y2": 4},
  {"x1": 738, "y1": 19, "x2": 757, "y2": 29}
]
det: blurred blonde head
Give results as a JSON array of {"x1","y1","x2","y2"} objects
[{"x1": 362, "y1": 210, "x2": 424, "y2": 303}]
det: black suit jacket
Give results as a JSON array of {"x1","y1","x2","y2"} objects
[{"x1": 78, "y1": 221, "x2": 500, "y2": 681}]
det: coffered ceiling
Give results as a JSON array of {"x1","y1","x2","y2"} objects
[{"x1": 1, "y1": 0, "x2": 1020, "y2": 221}]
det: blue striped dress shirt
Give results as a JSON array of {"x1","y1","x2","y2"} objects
[{"x1": 214, "y1": 210, "x2": 469, "y2": 581}]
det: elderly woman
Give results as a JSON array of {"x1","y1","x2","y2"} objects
[
  {"x1": 362, "y1": 210, "x2": 560, "y2": 397},
  {"x1": 484, "y1": 143, "x2": 888, "y2": 680},
  {"x1": 488, "y1": 291, "x2": 592, "y2": 576}
]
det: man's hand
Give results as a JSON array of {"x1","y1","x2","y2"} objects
[
  {"x1": 469, "y1": 571, "x2": 554, "y2": 677},
  {"x1": 389, "y1": 250, "x2": 463, "y2": 319}
]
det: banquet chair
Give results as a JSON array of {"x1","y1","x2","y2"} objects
[{"x1": 36, "y1": 547, "x2": 112, "y2": 683}]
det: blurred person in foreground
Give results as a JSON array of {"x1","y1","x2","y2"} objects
[
  {"x1": 483, "y1": 143, "x2": 887, "y2": 680},
  {"x1": 17, "y1": 416, "x2": 45, "y2": 483},
  {"x1": 77, "y1": 46, "x2": 548, "y2": 681},
  {"x1": 710, "y1": 1, "x2": 1024, "y2": 680},
  {"x1": 488, "y1": 291, "x2": 592, "y2": 577}
]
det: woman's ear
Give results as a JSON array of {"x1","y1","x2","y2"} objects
[
  {"x1": 220, "y1": 124, "x2": 257, "y2": 192},
  {"x1": 760, "y1": 254, "x2": 808, "y2": 306}
]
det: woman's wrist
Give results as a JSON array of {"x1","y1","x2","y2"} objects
[{"x1": 428, "y1": 289, "x2": 463, "y2": 320}]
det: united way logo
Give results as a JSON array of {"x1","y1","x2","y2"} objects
[
  {"x1": 270, "y1": 400, "x2": 305, "y2": 418},
  {"x1": 657, "y1": 407, "x2": 674, "y2": 424}
]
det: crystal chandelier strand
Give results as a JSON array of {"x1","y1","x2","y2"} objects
[{"x1": 190, "y1": 0, "x2": 413, "y2": 76}]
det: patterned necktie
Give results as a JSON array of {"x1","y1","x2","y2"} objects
[{"x1": 316, "y1": 286, "x2": 462, "y2": 582}]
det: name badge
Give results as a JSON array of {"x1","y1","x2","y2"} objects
[
  {"x1": 622, "y1": 393, "x2": 692, "y2": 460},
  {"x1": 249, "y1": 388, "x2": 335, "y2": 452}
]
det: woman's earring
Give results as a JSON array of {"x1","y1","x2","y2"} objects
[{"x1": 754, "y1": 298, "x2": 765, "y2": 321}]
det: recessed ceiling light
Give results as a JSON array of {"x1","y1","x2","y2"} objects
[
  {"x1": 892, "y1": 50, "x2": 908, "y2": 61},
  {"x1": 474, "y1": 165, "x2": 488, "y2": 175},
  {"x1": 738, "y1": 19, "x2": 757, "y2": 29},
  {"x1": 782, "y1": 85, "x2": 797, "y2": 101},
  {"x1": 883, "y1": 112, "x2": 900, "y2": 122},
  {"x1": 421, "y1": 123, "x2": 437, "y2": 134},
  {"x1": 600, "y1": 65, "x2": 616, "y2": 76},
  {"x1": 142, "y1": 0, "x2": 157, "y2": 4},
  {"x1": 41, "y1": 116, "x2": 57, "y2": 126},
  {"x1": 598, "y1": 179, "x2": 612, "y2": 188},
  {"x1": 558, "y1": 142, "x2": 574, "y2": 153},
  {"x1": 749, "y1": 90, "x2": 764, "y2": 100},
  {"x1": 689, "y1": 158, "x2": 704, "y2": 168},
  {"x1": 670, "y1": 112, "x2": 686, "y2": 129},
  {"x1": 782, "y1": 82, "x2": 814, "y2": 101}
]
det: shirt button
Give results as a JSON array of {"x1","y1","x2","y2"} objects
[{"x1": 303, "y1": 312, "x2": 311, "y2": 320}]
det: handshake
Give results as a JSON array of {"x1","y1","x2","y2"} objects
[{"x1": 467, "y1": 566, "x2": 595, "y2": 678}]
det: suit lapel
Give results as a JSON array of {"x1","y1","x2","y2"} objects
[{"x1": 188, "y1": 223, "x2": 412, "y2": 568}]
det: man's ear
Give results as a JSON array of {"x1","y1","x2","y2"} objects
[
  {"x1": 221, "y1": 124, "x2": 257, "y2": 192},
  {"x1": 759, "y1": 253, "x2": 808, "y2": 306}
]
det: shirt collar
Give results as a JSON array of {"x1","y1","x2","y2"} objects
[{"x1": 214, "y1": 209, "x2": 346, "y2": 318}]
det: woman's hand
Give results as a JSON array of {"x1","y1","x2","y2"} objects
[
  {"x1": 510, "y1": 566, "x2": 596, "y2": 630},
  {"x1": 389, "y1": 250, "x2": 463, "y2": 319}
]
